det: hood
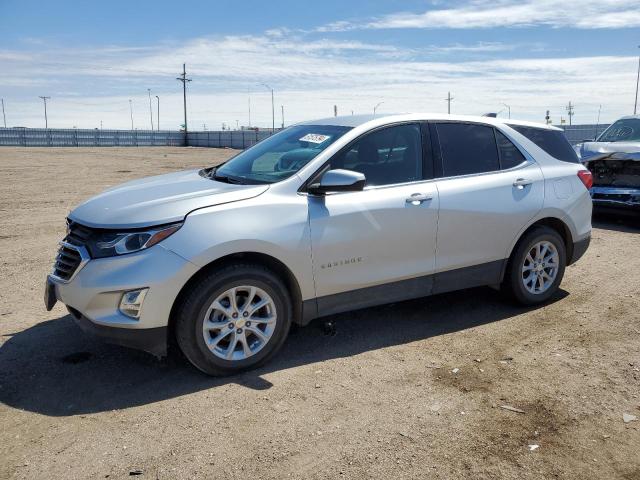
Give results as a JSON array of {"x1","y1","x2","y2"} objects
[
  {"x1": 580, "y1": 141, "x2": 640, "y2": 163},
  {"x1": 68, "y1": 169, "x2": 269, "y2": 229}
]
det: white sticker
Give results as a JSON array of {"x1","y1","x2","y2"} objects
[{"x1": 299, "y1": 133, "x2": 330, "y2": 144}]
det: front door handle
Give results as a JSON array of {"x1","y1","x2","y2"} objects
[
  {"x1": 513, "y1": 178, "x2": 533, "y2": 189},
  {"x1": 406, "y1": 193, "x2": 433, "y2": 205}
]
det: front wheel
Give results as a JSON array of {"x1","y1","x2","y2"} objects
[
  {"x1": 175, "y1": 263, "x2": 292, "y2": 376},
  {"x1": 502, "y1": 226, "x2": 567, "y2": 305}
]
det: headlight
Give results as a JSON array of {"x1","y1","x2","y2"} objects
[{"x1": 89, "y1": 223, "x2": 182, "y2": 258}]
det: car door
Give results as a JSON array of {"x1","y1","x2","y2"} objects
[
  {"x1": 431, "y1": 122, "x2": 544, "y2": 293},
  {"x1": 307, "y1": 123, "x2": 440, "y2": 316}
]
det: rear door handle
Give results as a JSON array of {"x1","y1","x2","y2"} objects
[
  {"x1": 513, "y1": 178, "x2": 533, "y2": 189},
  {"x1": 406, "y1": 193, "x2": 433, "y2": 204}
]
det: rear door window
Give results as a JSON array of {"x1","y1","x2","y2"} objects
[
  {"x1": 436, "y1": 123, "x2": 500, "y2": 177},
  {"x1": 495, "y1": 130, "x2": 527, "y2": 169},
  {"x1": 509, "y1": 125, "x2": 579, "y2": 163}
]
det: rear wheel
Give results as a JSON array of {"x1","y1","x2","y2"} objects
[
  {"x1": 175, "y1": 263, "x2": 292, "y2": 376},
  {"x1": 502, "y1": 226, "x2": 566, "y2": 305}
]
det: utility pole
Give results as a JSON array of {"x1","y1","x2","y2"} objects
[
  {"x1": 129, "y1": 99, "x2": 134, "y2": 130},
  {"x1": 281, "y1": 105, "x2": 284, "y2": 128},
  {"x1": 1, "y1": 98, "x2": 6, "y2": 128},
  {"x1": 334, "y1": 105, "x2": 338, "y2": 117},
  {"x1": 176, "y1": 64, "x2": 192, "y2": 133},
  {"x1": 155, "y1": 95, "x2": 160, "y2": 131},
  {"x1": 38, "y1": 96, "x2": 50, "y2": 128},
  {"x1": 445, "y1": 92, "x2": 454, "y2": 114},
  {"x1": 566, "y1": 101, "x2": 574, "y2": 126},
  {"x1": 248, "y1": 87, "x2": 252, "y2": 128},
  {"x1": 147, "y1": 89, "x2": 154, "y2": 130},
  {"x1": 634, "y1": 45, "x2": 640, "y2": 115}
]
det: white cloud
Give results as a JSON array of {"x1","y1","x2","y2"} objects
[
  {"x1": 0, "y1": 33, "x2": 637, "y2": 129},
  {"x1": 319, "y1": 0, "x2": 640, "y2": 31}
]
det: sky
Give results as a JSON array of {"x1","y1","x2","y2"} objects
[{"x1": 1, "y1": 0, "x2": 639, "y2": 130}]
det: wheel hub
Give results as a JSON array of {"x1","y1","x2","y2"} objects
[
  {"x1": 521, "y1": 240, "x2": 559, "y2": 295},
  {"x1": 201, "y1": 285, "x2": 278, "y2": 361}
]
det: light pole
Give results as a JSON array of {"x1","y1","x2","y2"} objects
[
  {"x1": 129, "y1": 99, "x2": 134, "y2": 130},
  {"x1": 1, "y1": 98, "x2": 6, "y2": 128},
  {"x1": 281, "y1": 105, "x2": 284, "y2": 128},
  {"x1": 373, "y1": 102, "x2": 384, "y2": 116},
  {"x1": 147, "y1": 89, "x2": 154, "y2": 130},
  {"x1": 260, "y1": 83, "x2": 275, "y2": 131},
  {"x1": 634, "y1": 45, "x2": 640, "y2": 115},
  {"x1": 155, "y1": 95, "x2": 160, "y2": 131},
  {"x1": 501, "y1": 103, "x2": 511, "y2": 119},
  {"x1": 248, "y1": 87, "x2": 251, "y2": 128},
  {"x1": 38, "y1": 96, "x2": 50, "y2": 128}
]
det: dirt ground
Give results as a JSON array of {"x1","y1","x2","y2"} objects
[{"x1": 0, "y1": 147, "x2": 639, "y2": 480}]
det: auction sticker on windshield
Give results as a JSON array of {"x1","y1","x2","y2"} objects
[{"x1": 300, "y1": 133, "x2": 331, "y2": 144}]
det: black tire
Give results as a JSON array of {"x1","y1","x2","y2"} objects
[
  {"x1": 175, "y1": 263, "x2": 292, "y2": 376},
  {"x1": 502, "y1": 226, "x2": 567, "y2": 306}
]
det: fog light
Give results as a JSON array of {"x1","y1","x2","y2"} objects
[{"x1": 119, "y1": 288, "x2": 148, "y2": 319}]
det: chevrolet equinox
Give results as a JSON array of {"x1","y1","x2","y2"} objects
[{"x1": 45, "y1": 114, "x2": 593, "y2": 375}]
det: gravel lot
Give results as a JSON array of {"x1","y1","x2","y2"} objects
[{"x1": 0, "y1": 147, "x2": 639, "y2": 480}]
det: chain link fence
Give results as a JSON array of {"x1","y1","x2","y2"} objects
[{"x1": 0, "y1": 124, "x2": 607, "y2": 148}]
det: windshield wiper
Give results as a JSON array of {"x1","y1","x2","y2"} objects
[{"x1": 211, "y1": 169, "x2": 246, "y2": 185}]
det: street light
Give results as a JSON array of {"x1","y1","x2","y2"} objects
[
  {"x1": 129, "y1": 99, "x2": 134, "y2": 130},
  {"x1": 260, "y1": 83, "x2": 275, "y2": 131},
  {"x1": 155, "y1": 95, "x2": 160, "y2": 131},
  {"x1": 501, "y1": 103, "x2": 511, "y2": 119},
  {"x1": 373, "y1": 102, "x2": 384, "y2": 116}
]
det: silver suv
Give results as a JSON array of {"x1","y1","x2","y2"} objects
[{"x1": 45, "y1": 114, "x2": 593, "y2": 375}]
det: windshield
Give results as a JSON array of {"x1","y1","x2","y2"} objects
[
  {"x1": 213, "y1": 125, "x2": 352, "y2": 184},
  {"x1": 597, "y1": 118, "x2": 640, "y2": 143}
]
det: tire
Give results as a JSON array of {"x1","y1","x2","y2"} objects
[
  {"x1": 175, "y1": 263, "x2": 292, "y2": 376},
  {"x1": 502, "y1": 226, "x2": 567, "y2": 306}
]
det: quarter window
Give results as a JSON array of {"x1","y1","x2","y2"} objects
[
  {"x1": 495, "y1": 130, "x2": 526, "y2": 169},
  {"x1": 436, "y1": 123, "x2": 500, "y2": 177},
  {"x1": 508, "y1": 125, "x2": 579, "y2": 163},
  {"x1": 331, "y1": 124, "x2": 423, "y2": 186}
]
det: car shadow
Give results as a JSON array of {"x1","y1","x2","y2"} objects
[
  {"x1": 593, "y1": 210, "x2": 640, "y2": 233},
  {"x1": 0, "y1": 287, "x2": 568, "y2": 417}
]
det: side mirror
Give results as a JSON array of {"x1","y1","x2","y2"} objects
[{"x1": 308, "y1": 169, "x2": 366, "y2": 194}]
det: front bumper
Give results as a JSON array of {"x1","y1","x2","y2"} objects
[
  {"x1": 590, "y1": 186, "x2": 640, "y2": 211},
  {"x1": 46, "y1": 245, "x2": 199, "y2": 356}
]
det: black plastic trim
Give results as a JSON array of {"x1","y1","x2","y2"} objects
[
  {"x1": 569, "y1": 236, "x2": 590, "y2": 265},
  {"x1": 71, "y1": 311, "x2": 168, "y2": 357},
  {"x1": 312, "y1": 259, "x2": 506, "y2": 319}
]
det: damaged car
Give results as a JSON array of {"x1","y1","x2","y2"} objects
[{"x1": 579, "y1": 115, "x2": 640, "y2": 212}]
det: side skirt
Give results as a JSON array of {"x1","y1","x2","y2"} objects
[{"x1": 299, "y1": 259, "x2": 506, "y2": 323}]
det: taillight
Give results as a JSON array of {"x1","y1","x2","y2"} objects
[{"x1": 577, "y1": 170, "x2": 593, "y2": 190}]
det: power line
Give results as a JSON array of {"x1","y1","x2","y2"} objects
[
  {"x1": 176, "y1": 63, "x2": 192, "y2": 133},
  {"x1": 38, "y1": 96, "x2": 51, "y2": 128}
]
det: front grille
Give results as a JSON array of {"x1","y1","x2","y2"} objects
[
  {"x1": 53, "y1": 244, "x2": 83, "y2": 281},
  {"x1": 65, "y1": 221, "x2": 94, "y2": 246},
  {"x1": 51, "y1": 220, "x2": 93, "y2": 281}
]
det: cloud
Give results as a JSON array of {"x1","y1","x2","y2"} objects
[
  {"x1": 0, "y1": 33, "x2": 636, "y2": 129},
  {"x1": 318, "y1": 0, "x2": 640, "y2": 31}
]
